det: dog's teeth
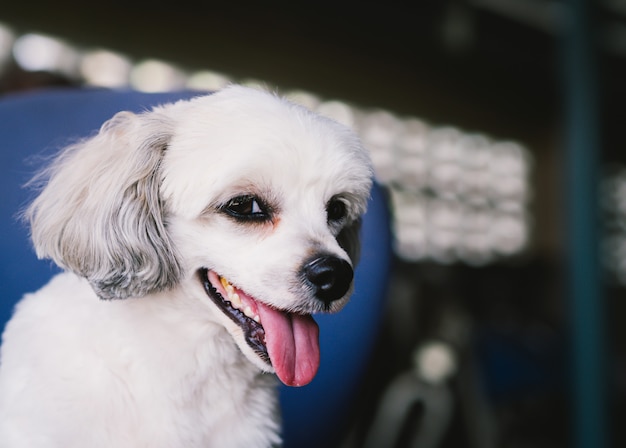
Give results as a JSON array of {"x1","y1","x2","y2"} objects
[
  {"x1": 217, "y1": 274, "x2": 258, "y2": 322},
  {"x1": 219, "y1": 275, "x2": 241, "y2": 307},
  {"x1": 230, "y1": 292, "x2": 242, "y2": 308},
  {"x1": 243, "y1": 306, "x2": 255, "y2": 319}
]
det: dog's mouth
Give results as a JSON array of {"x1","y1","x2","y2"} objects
[{"x1": 199, "y1": 268, "x2": 320, "y2": 387}]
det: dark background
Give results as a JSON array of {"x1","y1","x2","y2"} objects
[{"x1": 2, "y1": 1, "x2": 625, "y2": 447}]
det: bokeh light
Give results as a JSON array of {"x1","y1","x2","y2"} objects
[
  {"x1": 80, "y1": 49, "x2": 132, "y2": 88},
  {"x1": 0, "y1": 23, "x2": 15, "y2": 72},
  {"x1": 130, "y1": 59, "x2": 187, "y2": 92},
  {"x1": 187, "y1": 70, "x2": 231, "y2": 91},
  {"x1": 13, "y1": 33, "x2": 79, "y2": 77},
  {"x1": 357, "y1": 110, "x2": 533, "y2": 265},
  {"x1": 2, "y1": 26, "x2": 534, "y2": 267}
]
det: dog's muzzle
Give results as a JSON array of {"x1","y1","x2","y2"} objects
[{"x1": 200, "y1": 268, "x2": 321, "y2": 387}]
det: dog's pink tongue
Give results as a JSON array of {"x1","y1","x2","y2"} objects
[{"x1": 256, "y1": 302, "x2": 320, "y2": 387}]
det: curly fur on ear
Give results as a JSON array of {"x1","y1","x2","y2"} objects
[{"x1": 25, "y1": 109, "x2": 183, "y2": 300}]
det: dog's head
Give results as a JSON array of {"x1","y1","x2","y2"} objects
[{"x1": 26, "y1": 85, "x2": 373, "y2": 386}]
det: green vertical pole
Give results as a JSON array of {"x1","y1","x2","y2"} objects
[{"x1": 562, "y1": 1, "x2": 608, "y2": 447}]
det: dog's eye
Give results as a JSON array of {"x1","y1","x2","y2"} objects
[
  {"x1": 223, "y1": 195, "x2": 270, "y2": 221},
  {"x1": 327, "y1": 198, "x2": 347, "y2": 223}
]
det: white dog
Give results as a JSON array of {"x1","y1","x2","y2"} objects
[{"x1": 0, "y1": 86, "x2": 373, "y2": 447}]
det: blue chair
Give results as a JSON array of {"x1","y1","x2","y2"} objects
[{"x1": 0, "y1": 88, "x2": 392, "y2": 447}]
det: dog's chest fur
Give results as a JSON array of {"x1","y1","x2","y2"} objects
[{"x1": 0, "y1": 273, "x2": 281, "y2": 447}]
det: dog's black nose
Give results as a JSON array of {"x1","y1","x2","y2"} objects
[{"x1": 303, "y1": 255, "x2": 353, "y2": 305}]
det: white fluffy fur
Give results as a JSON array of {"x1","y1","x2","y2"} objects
[{"x1": 0, "y1": 86, "x2": 373, "y2": 447}]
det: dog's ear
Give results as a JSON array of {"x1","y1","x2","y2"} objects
[
  {"x1": 337, "y1": 218, "x2": 362, "y2": 266},
  {"x1": 25, "y1": 109, "x2": 183, "y2": 300}
]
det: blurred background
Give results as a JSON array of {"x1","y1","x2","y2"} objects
[{"x1": 1, "y1": 0, "x2": 624, "y2": 447}]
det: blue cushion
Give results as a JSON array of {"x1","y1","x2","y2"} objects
[
  {"x1": 0, "y1": 89, "x2": 203, "y2": 326},
  {"x1": 0, "y1": 88, "x2": 392, "y2": 447}
]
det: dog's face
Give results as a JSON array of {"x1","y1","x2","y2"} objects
[{"x1": 26, "y1": 86, "x2": 373, "y2": 387}]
